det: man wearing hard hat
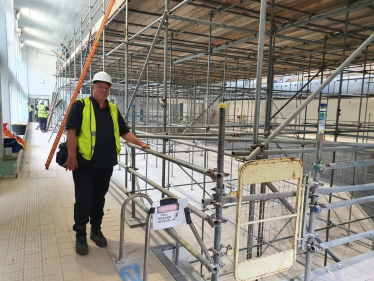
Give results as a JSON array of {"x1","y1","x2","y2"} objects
[{"x1": 64, "y1": 72, "x2": 150, "y2": 255}]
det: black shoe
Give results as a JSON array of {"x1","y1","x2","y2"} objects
[
  {"x1": 90, "y1": 226, "x2": 107, "y2": 247},
  {"x1": 76, "y1": 232, "x2": 88, "y2": 255}
]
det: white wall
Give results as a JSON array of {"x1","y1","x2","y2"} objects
[
  {"x1": 27, "y1": 49, "x2": 56, "y2": 100},
  {"x1": 0, "y1": 0, "x2": 29, "y2": 126},
  {"x1": 223, "y1": 97, "x2": 374, "y2": 137}
]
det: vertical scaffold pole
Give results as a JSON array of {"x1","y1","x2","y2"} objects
[
  {"x1": 89, "y1": 0, "x2": 92, "y2": 96},
  {"x1": 131, "y1": 105, "x2": 136, "y2": 218},
  {"x1": 247, "y1": 0, "x2": 267, "y2": 259},
  {"x1": 252, "y1": 0, "x2": 267, "y2": 143},
  {"x1": 102, "y1": 0, "x2": 105, "y2": 71},
  {"x1": 305, "y1": 103, "x2": 327, "y2": 280},
  {"x1": 162, "y1": 0, "x2": 169, "y2": 197},
  {"x1": 124, "y1": 2, "x2": 129, "y2": 181},
  {"x1": 211, "y1": 103, "x2": 227, "y2": 281},
  {"x1": 325, "y1": 11, "x2": 349, "y2": 266}
]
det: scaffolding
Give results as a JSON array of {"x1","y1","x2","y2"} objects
[{"x1": 50, "y1": 0, "x2": 374, "y2": 280}]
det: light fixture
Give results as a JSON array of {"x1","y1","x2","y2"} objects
[
  {"x1": 20, "y1": 40, "x2": 24, "y2": 48},
  {"x1": 15, "y1": 10, "x2": 20, "y2": 20},
  {"x1": 16, "y1": 27, "x2": 22, "y2": 36}
]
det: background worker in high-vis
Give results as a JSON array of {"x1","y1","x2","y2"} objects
[
  {"x1": 27, "y1": 102, "x2": 34, "y2": 122},
  {"x1": 64, "y1": 71, "x2": 150, "y2": 256},
  {"x1": 37, "y1": 101, "x2": 49, "y2": 132}
]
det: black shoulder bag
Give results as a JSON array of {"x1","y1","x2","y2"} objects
[{"x1": 56, "y1": 142, "x2": 68, "y2": 167}]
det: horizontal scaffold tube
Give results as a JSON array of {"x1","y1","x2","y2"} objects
[
  {"x1": 135, "y1": 131, "x2": 233, "y2": 157},
  {"x1": 137, "y1": 134, "x2": 374, "y2": 147},
  {"x1": 313, "y1": 159, "x2": 374, "y2": 172},
  {"x1": 318, "y1": 183, "x2": 374, "y2": 194},
  {"x1": 318, "y1": 230, "x2": 374, "y2": 250},
  {"x1": 118, "y1": 162, "x2": 215, "y2": 226},
  {"x1": 232, "y1": 145, "x2": 374, "y2": 156},
  {"x1": 109, "y1": 178, "x2": 217, "y2": 273},
  {"x1": 124, "y1": 142, "x2": 221, "y2": 179},
  {"x1": 202, "y1": 191, "x2": 296, "y2": 206},
  {"x1": 136, "y1": 130, "x2": 374, "y2": 157},
  {"x1": 321, "y1": 195, "x2": 374, "y2": 210},
  {"x1": 136, "y1": 134, "x2": 316, "y2": 144}
]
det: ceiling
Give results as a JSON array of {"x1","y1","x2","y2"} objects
[
  {"x1": 14, "y1": 0, "x2": 99, "y2": 53},
  {"x1": 83, "y1": 0, "x2": 374, "y2": 86},
  {"x1": 23, "y1": 0, "x2": 374, "y2": 96}
]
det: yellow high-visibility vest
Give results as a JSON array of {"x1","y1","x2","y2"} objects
[
  {"x1": 37, "y1": 104, "x2": 47, "y2": 118},
  {"x1": 77, "y1": 97, "x2": 121, "y2": 160}
]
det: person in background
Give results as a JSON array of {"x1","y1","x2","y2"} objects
[
  {"x1": 34, "y1": 101, "x2": 39, "y2": 122},
  {"x1": 61, "y1": 43, "x2": 69, "y2": 59},
  {"x1": 37, "y1": 101, "x2": 49, "y2": 132},
  {"x1": 64, "y1": 71, "x2": 150, "y2": 256},
  {"x1": 28, "y1": 102, "x2": 34, "y2": 122}
]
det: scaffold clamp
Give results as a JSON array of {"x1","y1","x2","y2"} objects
[
  {"x1": 306, "y1": 242, "x2": 320, "y2": 253},
  {"x1": 207, "y1": 214, "x2": 228, "y2": 228}
]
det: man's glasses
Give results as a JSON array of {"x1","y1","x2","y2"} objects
[{"x1": 96, "y1": 86, "x2": 110, "y2": 91}]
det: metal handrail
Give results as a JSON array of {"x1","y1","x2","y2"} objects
[{"x1": 117, "y1": 193, "x2": 153, "y2": 281}]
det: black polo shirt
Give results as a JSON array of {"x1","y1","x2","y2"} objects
[{"x1": 66, "y1": 96, "x2": 129, "y2": 168}]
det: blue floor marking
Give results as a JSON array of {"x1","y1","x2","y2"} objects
[{"x1": 119, "y1": 263, "x2": 142, "y2": 281}]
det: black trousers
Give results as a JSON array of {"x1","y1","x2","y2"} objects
[
  {"x1": 72, "y1": 164, "x2": 113, "y2": 227},
  {"x1": 39, "y1": 117, "x2": 47, "y2": 131},
  {"x1": 29, "y1": 111, "x2": 33, "y2": 122}
]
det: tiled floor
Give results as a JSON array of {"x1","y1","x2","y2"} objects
[{"x1": 0, "y1": 123, "x2": 176, "y2": 281}]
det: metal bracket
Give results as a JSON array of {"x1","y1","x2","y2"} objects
[
  {"x1": 235, "y1": 156, "x2": 246, "y2": 162},
  {"x1": 309, "y1": 192, "x2": 319, "y2": 198},
  {"x1": 211, "y1": 187, "x2": 226, "y2": 196},
  {"x1": 208, "y1": 214, "x2": 228, "y2": 227},
  {"x1": 306, "y1": 242, "x2": 320, "y2": 253},
  {"x1": 207, "y1": 168, "x2": 230, "y2": 181},
  {"x1": 326, "y1": 220, "x2": 334, "y2": 228},
  {"x1": 213, "y1": 201, "x2": 225, "y2": 208},
  {"x1": 251, "y1": 143, "x2": 266, "y2": 152},
  {"x1": 263, "y1": 130, "x2": 271, "y2": 138},
  {"x1": 209, "y1": 247, "x2": 221, "y2": 256},
  {"x1": 311, "y1": 204, "x2": 322, "y2": 213},
  {"x1": 223, "y1": 244, "x2": 233, "y2": 256}
]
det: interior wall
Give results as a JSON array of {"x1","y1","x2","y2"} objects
[
  {"x1": 27, "y1": 49, "x2": 56, "y2": 102},
  {"x1": 0, "y1": 0, "x2": 29, "y2": 125},
  {"x1": 223, "y1": 97, "x2": 374, "y2": 138},
  {"x1": 0, "y1": 0, "x2": 11, "y2": 132}
]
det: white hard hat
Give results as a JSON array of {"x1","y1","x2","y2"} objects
[{"x1": 92, "y1": 71, "x2": 112, "y2": 86}]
